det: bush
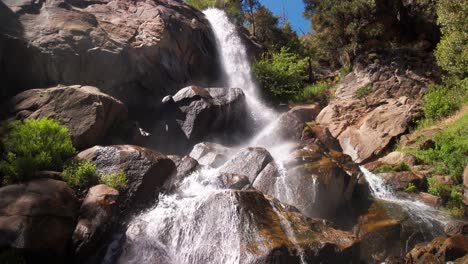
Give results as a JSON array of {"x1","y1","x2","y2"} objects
[
  {"x1": 404, "y1": 183, "x2": 418, "y2": 193},
  {"x1": 423, "y1": 81, "x2": 466, "y2": 120},
  {"x1": 0, "y1": 118, "x2": 76, "y2": 184},
  {"x1": 62, "y1": 161, "x2": 98, "y2": 189},
  {"x1": 373, "y1": 162, "x2": 410, "y2": 173},
  {"x1": 253, "y1": 48, "x2": 309, "y2": 101},
  {"x1": 293, "y1": 82, "x2": 330, "y2": 103},
  {"x1": 428, "y1": 177, "x2": 465, "y2": 217},
  {"x1": 414, "y1": 113, "x2": 468, "y2": 179},
  {"x1": 101, "y1": 171, "x2": 128, "y2": 191},
  {"x1": 354, "y1": 85, "x2": 372, "y2": 99}
]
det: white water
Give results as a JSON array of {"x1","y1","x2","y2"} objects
[
  {"x1": 109, "y1": 9, "x2": 307, "y2": 264},
  {"x1": 360, "y1": 166, "x2": 449, "y2": 235}
]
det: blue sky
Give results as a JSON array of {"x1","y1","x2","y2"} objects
[{"x1": 261, "y1": 0, "x2": 310, "y2": 34}]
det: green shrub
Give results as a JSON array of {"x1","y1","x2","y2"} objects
[
  {"x1": 0, "y1": 118, "x2": 76, "y2": 184},
  {"x1": 446, "y1": 186, "x2": 465, "y2": 217},
  {"x1": 62, "y1": 161, "x2": 98, "y2": 189},
  {"x1": 414, "y1": 113, "x2": 468, "y2": 179},
  {"x1": 404, "y1": 183, "x2": 418, "y2": 193},
  {"x1": 354, "y1": 85, "x2": 372, "y2": 99},
  {"x1": 293, "y1": 82, "x2": 330, "y2": 103},
  {"x1": 373, "y1": 162, "x2": 410, "y2": 173},
  {"x1": 101, "y1": 171, "x2": 128, "y2": 191},
  {"x1": 253, "y1": 48, "x2": 309, "y2": 101},
  {"x1": 423, "y1": 82, "x2": 465, "y2": 120}
]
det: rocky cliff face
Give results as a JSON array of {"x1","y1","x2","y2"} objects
[{"x1": 0, "y1": 0, "x2": 222, "y2": 112}]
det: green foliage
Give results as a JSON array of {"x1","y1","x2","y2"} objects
[
  {"x1": 423, "y1": 80, "x2": 466, "y2": 120},
  {"x1": 101, "y1": 171, "x2": 128, "y2": 191},
  {"x1": 373, "y1": 162, "x2": 410, "y2": 174},
  {"x1": 435, "y1": 0, "x2": 468, "y2": 77},
  {"x1": 293, "y1": 82, "x2": 330, "y2": 104},
  {"x1": 339, "y1": 66, "x2": 352, "y2": 79},
  {"x1": 410, "y1": 113, "x2": 468, "y2": 179},
  {"x1": 62, "y1": 161, "x2": 98, "y2": 189},
  {"x1": 428, "y1": 177, "x2": 465, "y2": 217},
  {"x1": 253, "y1": 48, "x2": 309, "y2": 101},
  {"x1": 354, "y1": 85, "x2": 372, "y2": 99},
  {"x1": 404, "y1": 183, "x2": 418, "y2": 193},
  {"x1": 0, "y1": 118, "x2": 76, "y2": 184}
]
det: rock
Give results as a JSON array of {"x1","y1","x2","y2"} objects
[
  {"x1": 189, "y1": 142, "x2": 234, "y2": 168},
  {"x1": 444, "y1": 220, "x2": 468, "y2": 236},
  {"x1": 119, "y1": 189, "x2": 357, "y2": 263},
  {"x1": 0, "y1": 179, "x2": 79, "y2": 256},
  {"x1": 378, "y1": 151, "x2": 418, "y2": 166},
  {"x1": 288, "y1": 103, "x2": 321, "y2": 123},
  {"x1": 172, "y1": 86, "x2": 249, "y2": 143},
  {"x1": 168, "y1": 155, "x2": 199, "y2": 180},
  {"x1": 357, "y1": 201, "x2": 434, "y2": 263},
  {"x1": 433, "y1": 175, "x2": 456, "y2": 186},
  {"x1": 219, "y1": 147, "x2": 273, "y2": 183},
  {"x1": 316, "y1": 51, "x2": 436, "y2": 163},
  {"x1": 8, "y1": 85, "x2": 127, "y2": 149},
  {"x1": 302, "y1": 123, "x2": 342, "y2": 152},
  {"x1": 215, "y1": 173, "x2": 250, "y2": 190},
  {"x1": 335, "y1": 99, "x2": 421, "y2": 163},
  {"x1": 406, "y1": 235, "x2": 468, "y2": 263},
  {"x1": 77, "y1": 145, "x2": 176, "y2": 213},
  {"x1": 379, "y1": 171, "x2": 424, "y2": 191},
  {"x1": 399, "y1": 192, "x2": 443, "y2": 208},
  {"x1": 73, "y1": 184, "x2": 119, "y2": 258},
  {"x1": 0, "y1": 0, "x2": 221, "y2": 111},
  {"x1": 253, "y1": 144, "x2": 358, "y2": 220}
]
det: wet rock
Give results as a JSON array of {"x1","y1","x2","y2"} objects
[
  {"x1": 7, "y1": 85, "x2": 127, "y2": 149},
  {"x1": 288, "y1": 103, "x2": 321, "y2": 123},
  {"x1": 253, "y1": 144, "x2": 358, "y2": 220},
  {"x1": 77, "y1": 145, "x2": 176, "y2": 213},
  {"x1": 172, "y1": 86, "x2": 249, "y2": 143},
  {"x1": 302, "y1": 123, "x2": 342, "y2": 152},
  {"x1": 379, "y1": 171, "x2": 424, "y2": 191},
  {"x1": 399, "y1": 192, "x2": 442, "y2": 208},
  {"x1": 168, "y1": 155, "x2": 199, "y2": 180},
  {"x1": 73, "y1": 184, "x2": 119, "y2": 258},
  {"x1": 406, "y1": 235, "x2": 468, "y2": 263},
  {"x1": 0, "y1": 0, "x2": 221, "y2": 111},
  {"x1": 357, "y1": 201, "x2": 436, "y2": 263},
  {"x1": 444, "y1": 220, "x2": 468, "y2": 236},
  {"x1": 378, "y1": 151, "x2": 418, "y2": 166},
  {"x1": 216, "y1": 173, "x2": 250, "y2": 190},
  {"x1": 219, "y1": 147, "x2": 273, "y2": 183},
  {"x1": 0, "y1": 179, "x2": 79, "y2": 256},
  {"x1": 189, "y1": 142, "x2": 233, "y2": 168}
]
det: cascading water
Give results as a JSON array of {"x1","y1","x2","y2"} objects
[
  {"x1": 360, "y1": 166, "x2": 449, "y2": 236},
  {"x1": 107, "y1": 8, "x2": 307, "y2": 264}
]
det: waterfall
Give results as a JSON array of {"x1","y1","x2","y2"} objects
[
  {"x1": 360, "y1": 166, "x2": 449, "y2": 236},
  {"x1": 203, "y1": 8, "x2": 276, "y2": 125},
  {"x1": 106, "y1": 9, "x2": 306, "y2": 264}
]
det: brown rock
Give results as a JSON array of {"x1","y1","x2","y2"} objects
[
  {"x1": 288, "y1": 103, "x2": 321, "y2": 123},
  {"x1": 73, "y1": 184, "x2": 119, "y2": 257},
  {"x1": 0, "y1": 0, "x2": 221, "y2": 112},
  {"x1": 463, "y1": 165, "x2": 468, "y2": 201},
  {"x1": 8, "y1": 85, "x2": 127, "y2": 149},
  {"x1": 378, "y1": 151, "x2": 418, "y2": 166},
  {"x1": 406, "y1": 235, "x2": 468, "y2": 263},
  {"x1": 0, "y1": 179, "x2": 79, "y2": 256},
  {"x1": 77, "y1": 145, "x2": 176, "y2": 212},
  {"x1": 379, "y1": 171, "x2": 424, "y2": 191},
  {"x1": 444, "y1": 220, "x2": 468, "y2": 236}
]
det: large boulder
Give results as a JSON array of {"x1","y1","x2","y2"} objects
[
  {"x1": 171, "y1": 86, "x2": 250, "y2": 143},
  {"x1": 118, "y1": 189, "x2": 357, "y2": 264},
  {"x1": 219, "y1": 147, "x2": 273, "y2": 183},
  {"x1": 188, "y1": 142, "x2": 234, "y2": 168},
  {"x1": 405, "y1": 235, "x2": 468, "y2": 263},
  {"x1": 316, "y1": 51, "x2": 436, "y2": 163},
  {"x1": 7, "y1": 85, "x2": 127, "y2": 149},
  {"x1": 253, "y1": 144, "x2": 359, "y2": 221},
  {"x1": 0, "y1": 0, "x2": 221, "y2": 111},
  {"x1": 0, "y1": 179, "x2": 79, "y2": 256},
  {"x1": 72, "y1": 184, "x2": 119, "y2": 259},
  {"x1": 77, "y1": 145, "x2": 176, "y2": 213}
]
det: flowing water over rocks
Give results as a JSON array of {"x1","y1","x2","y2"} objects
[{"x1": 103, "y1": 9, "x2": 455, "y2": 264}]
